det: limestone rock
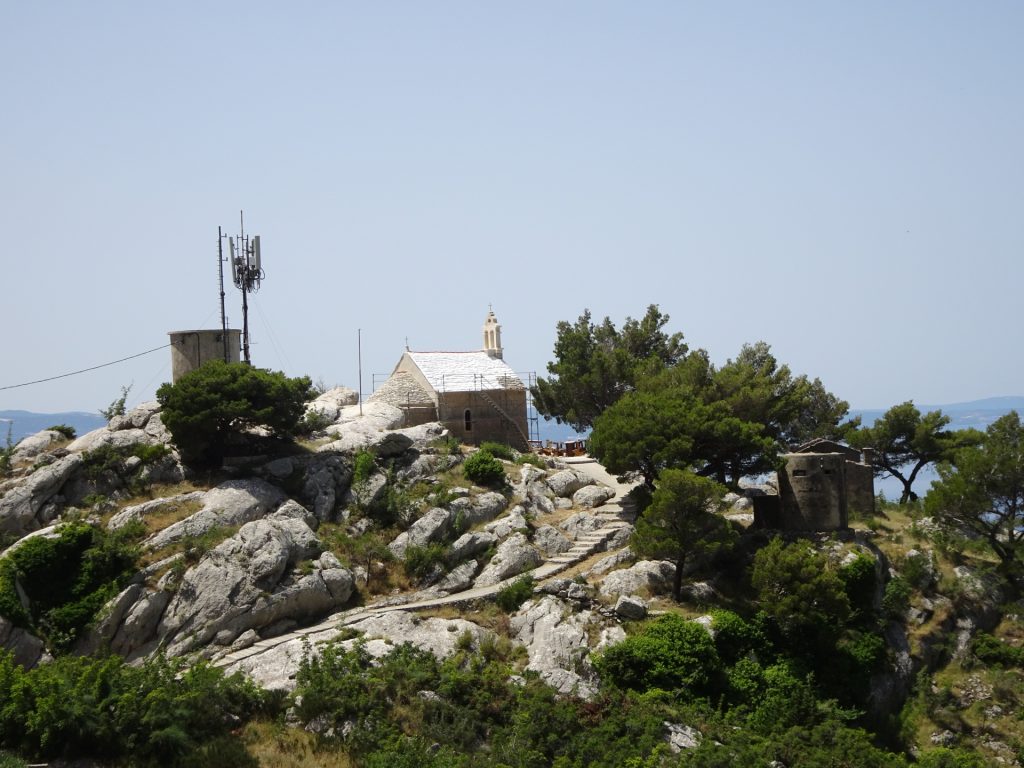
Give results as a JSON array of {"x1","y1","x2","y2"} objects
[
  {"x1": 434, "y1": 559, "x2": 480, "y2": 593},
  {"x1": 299, "y1": 455, "x2": 353, "y2": 522},
  {"x1": 614, "y1": 595, "x2": 648, "y2": 620},
  {"x1": 511, "y1": 595, "x2": 598, "y2": 698},
  {"x1": 599, "y1": 560, "x2": 676, "y2": 598},
  {"x1": 546, "y1": 469, "x2": 594, "y2": 498},
  {"x1": 665, "y1": 722, "x2": 701, "y2": 753},
  {"x1": 107, "y1": 491, "x2": 206, "y2": 531},
  {"x1": 111, "y1": 589, "x2": 172, "y2": 657},
  {"x1": 484, "y1": 507, "x2": 529, "y2": 540},
  {"x1": 348, "y1": 612, "x2": 494, "y2": 661},
  {"x1": 0, "y1": 616, "x2": 47, "y2": 669},
  {"x1": 584, "y1": 549, "x2": 634, "y2": 578},
  {"x1": 145, "y1": 478, "x2": 288, "y2": 551},
  {"x1": 533, "y1": 525, "x2": 572, "y2": 557},
  {"x1": 388, "y1": 507, "x2": 457, "y2": 558},
  {"x1": 67, "y1": 427, "x2": 157, "y2": 454},
  {"x1": 572, "y1": 485, "x2": 615, "y2": 509},
  {"x1": 450, "y1": 492, "x2": 508, "y2": 527},
  {"x1": 474, "y1": 533, "x2": 541, "y2": 586},
  {"x1": 10, "y1": 430, "x2": 63, "y2": 462},
  {"x1": 448, "y1": 531, "x2": 498, "y2": 562},
  {"x1": 559, "y1": 511, "x2": 603, "y2": 540},
  {"x1": 305, "y1": 387, "x2": 359, "y2": 423},
  {"x1": 0, "y1": 453, "x2": 83, "y2": 536},
  {"x1": 158, "y1": 517, "x2": 347, "y2": 655}
]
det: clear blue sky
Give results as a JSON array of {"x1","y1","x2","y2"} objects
[{"x1": 2, "y1": 2, "x2": 1021, "y2": 415}]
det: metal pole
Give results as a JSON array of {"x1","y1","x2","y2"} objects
[
  {"x1": 218, "y1": 226, "x2": 228, "y2": 362},
  {"x1": 239, "y1": 211, "x2": 251, "y2": 365},
  {"x1": 358, "y1": 328, "x2": 363, "y2": 416}
]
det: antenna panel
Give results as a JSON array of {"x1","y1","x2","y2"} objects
[{"x1": 251, "y1": 235, "x2": 261, "y2": 271}]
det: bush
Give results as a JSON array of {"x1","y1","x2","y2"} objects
[
  {"x1": 157, "y1": 361, "x2": 312, "y2": 466},
  {"x1": 0, "y1": 521, "x2": 140, "y2": 652},
  {"x1": 882, "y1": 576, "x2": 912, "y2": 620},
  {"x1": 480, "y1": 441, "x2": 515, "y2": 461},
  {"x1": 971, "y1": 632, "x2": 1024, "y2": 667},
  {"x1": 839, "y1": 554, "x2": 877, "y2": 621},
  {"x1": 463, "y1": 450, "x2": 505, "y2": 486},
  {"x1": 45, "y1": 424, "x2": 76, "y2": 440},
  {"x1": 594, "y1": 613, "x2": 720, "y2": 694},
  {"x1": 404, "y1": 544, "x2": 448, "y2": 581},
  {"x1": 495, "y1": 575, "x2": 534, "y2": 612},
  {"x1": 515, "y1": 452, "x2": 545, "y2": 468},
  {"x1": 0, "y1": 652, "x2": 265, "y2": 764}
]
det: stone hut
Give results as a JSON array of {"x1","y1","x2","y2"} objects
[
  {"x1": 369, "y1": 309, "x2": 530, "y2": 449},
  {"x1": 754, "y1": 439, "x2": 875, "y2": 531}
]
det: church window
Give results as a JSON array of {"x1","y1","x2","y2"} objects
[{"x1": 464, "y1": 409, "x2": 473, "y2": 431}]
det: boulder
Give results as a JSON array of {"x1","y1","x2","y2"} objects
[
  {"x1": 448, "y1": 531, "x2": 498, "y2": 562},
  {"x1": 67, "y1": 427, "x2": 157, "y2": 454},
  {"x1": 305, "y1": 387, "x2": 360, "y2": 422},
  {"x1": 158, "y1": 517, "x2": 348, "y2": 655},
  {"x1": 347, "y1": 612, "x2": 495, "y2": 661},
  {"x1": 572, "y1": 485, "x2": 615, "y2": 509},
  {"x1": 533, "y1": 525, "x2": 572, "y2": 557},
  {"x1": 559, "y1": 511, "x2": 603, "y2": 540},
  {"x1": 484, "y1": 507, "x2": 529, "y2": 540},
  {"x1": 665, "y1": 722, "x2": 701, "y2": 753},
  {"x1": 450, "y1": 492, "x2": 508, "y2": 527},
  {"x1": 111, "y1": 589, "x2": 172, "y2": 657},
  {"x1": 434, "y1": 559, "x2": 480, "y2": 593},
  {"x1": 599, "y1": 560, "x2": 676, "y2": 598},
  {"x1": 585, "y1": 548, "x2": 635, "y2": 577},
  {"x1": 614, "y1": 595, "x2": 648, "y2": 620},
  {"x1": 0, "y1": 453, "x2": 83, "y2": 536},
  {"x1": 0, "y1": 616, "x2": 47, "y2": 669},
  {"x1": 474, "y1": 533, "x2": 541, "y2": 587},
  {"x1": 388, "y1": 507, "x2": 457, "y2": 558},
  {"x1": 145, "y1": 478, "x2": 288, "y2": 551},
  {"x1": 10, "y1": 430, "x2": 63, "y2": 462},
  {"x1": 300, "y1": 455, "x2": 353, "y2": 522},
  {"x1": 546, "y1": 469, "x2": 594, "y2": 498}
]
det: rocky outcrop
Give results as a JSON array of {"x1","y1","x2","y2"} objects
[
  {"x1": 572, "y1": 485, "x2": 615, "y2": 509},
  {"x1": 448, "y1": 531, "x2": 498, "y2": 562},
  {"x1": 158, "y1": 515, "x2": 352, "y2": 656},
  {"x1": 0, "y1": 616, "x2": 47, "y2": 668},
  {"x1": 107, "y1": 491, "x2": 206, "y2": 531},
  {"x1": 511, "y1": 596, "x2": 600, "y2": 697},
  {"x1": 144, "y1": 478, "x2": 287, "y2": 551},
  {"x1": 474, "y1": 533, "x2": 541, "y2": 587},
  {"x1": 0, "y1": 453, "x2": 83, "y2": 536},
  {"x1": 304, "y1": 387, "x2": 359, "y2": 422},
  {"x1": 533, "y1": 525, "x2": 572, "y2": 557},
  {"x1": 598, "y1": 560, "x2": 676, "y2": 598},
  {"x1": 10, "y1": 430, "x2": 63, "y2": 462},
  {"x1": 388, "y1": 507, "x2": 457, "y2": 559},
  {"x1": 449, "y1": 492, "x2": 508, "y2": 527},
  {"x1": 546, "y1": 469, "x2": 594, "y2": 499}
]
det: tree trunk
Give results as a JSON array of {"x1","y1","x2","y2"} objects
[{"x1": 673, "y1": 556, "x2": 685, "y2": 602}]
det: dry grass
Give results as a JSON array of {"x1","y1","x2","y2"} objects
[{"x1": 241, "y1": 720, "x2": 352, "y2": 768}]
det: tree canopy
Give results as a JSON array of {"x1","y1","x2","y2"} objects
[
  {"x1": 926, "y1": 411, "x2": 1024, "y2": 590},
  {"x1": 631, "y1": 468, "x2": 733, "y2": 601},
  {"x1": 157, "y1": 361, "x2": 312, "y2": 467},
  {"x1": 849, "y1": 401, "x2": 983, "y2": 503},
  {"x1": 530, "y1": 305, "x2": 687, "y2": 432}
]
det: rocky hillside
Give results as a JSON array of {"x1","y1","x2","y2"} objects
[{"x1": 0, "y1": 389, "x2": 1022, "y2": 766}]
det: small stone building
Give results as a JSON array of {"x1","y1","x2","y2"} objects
[
  {"x1": 754, "y1": 439, "x2": 875, "y2": 531},
  {"x1": 369, "y1": 310, "x2": 531, "y2": 449},
  {"x1": 168, "y1": 329, "x2": 241, "y2": 382}
]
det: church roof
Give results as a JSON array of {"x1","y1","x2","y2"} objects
[
  {"x1": 407, "y1": 351, "x2": 525, "y2": 393},
  {"x1": 367, "y1": 371, "x2": 435, "y2": 407}
]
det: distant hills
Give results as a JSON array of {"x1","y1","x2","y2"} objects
[
  {"x1": 0, "y1": 411, "x2": 107, "y2": 444},
  {"x1": 850, "y1": 396, "x2": 1024, "y2": 433}
]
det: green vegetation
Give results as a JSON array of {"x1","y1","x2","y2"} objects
[
  {"x1": 850, "y1": 401, "x2": 984, "y2": 503},
  {"x1": 0, "y1": 651, "x2": 266, "y2": 766},
  {"x1": 99, "y1": 383, "x2": 132, "y2": 421},
  {"x1": 630, "y1": 468, "x2": 732, "y2": 600},
  {"x1": 479, "y1": 441, "x2": 515, "y2": 461},
  {"x1": 495, "y1": 575, "x2": 534, "y2": 612},
  {"x1": 0, "y1": 520, "x2": 141, "y2": 653},
  {"x1": 157, "y1": 361, "x2": 312, "y2": 467},
  {"x1": 531, "y1": 305, "x2": 687, "y2": 432},
  {"x1": 926, "y1": 411, "x2": 1024, "y2": 591},
  {"x1": 44, "y1": 424, "x2": 76, "y2": 440},
  {"x1": 462, "y1": 450, "x2": 505, "y2": 486}
]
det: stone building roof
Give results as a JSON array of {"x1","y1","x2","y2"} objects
[
  {"x1": 407, "y1": 351, "x2": 525, "y2": 393},
  {"x1": 367, "y1": 371, "x2": 435, "y2": 408}
]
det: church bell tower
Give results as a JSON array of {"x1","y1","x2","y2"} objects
[{"x1": 482, "y1": 307, "x2": 503, "y2": 359}]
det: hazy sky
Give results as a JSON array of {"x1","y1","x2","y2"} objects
[{"x1": 2, "y1": 2, "x2": 1021, "y2": 415}]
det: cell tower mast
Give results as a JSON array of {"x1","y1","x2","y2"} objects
[{"x1": 227, "y1": 210, "x2": 264, "y2": 365}]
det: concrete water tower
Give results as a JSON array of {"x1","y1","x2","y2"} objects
[{"x1": 168, "y1": 329, "x2": 242, "y2": 382}]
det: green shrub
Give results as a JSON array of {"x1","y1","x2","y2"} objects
[
  {"x1": 352, "y1": 450, "x2": 375, "y2": 485},
  {"x1": 480, "y1": 441, "x2": 515, "y2": 461},
  {"x1": 295, "y1": 408, "x2": 334, "y2": 436},
  {"x1": 0, "y1": 651, "x2": 265, "y2": 764},
  {"x1": 515, "y1": 452, "x2": 545, "y2": 468},
  {"x1": 156, "y1": 361, "x2": 312, "y2": 467},
  {"x1": 839, "y1": 553, "x2": 877, "y2": 621},
  {"x1": 0, "y1": 521, "x2": 139, "y2": 652},
  {"x1": 45, "y1": 424, "x2": 76, "y2": 440},
  {"x1": 710, "y1": 609, "x2": 764, "y2": 665},
  {"x1": 971, "y1": 632, "x2": 1024, "y2": 667},
  {"x1": 882, "y1": 576, "x2": 912, "y2": 620},
  {"x1": 495, "y1": 575, "x2": 534, "y2": 612},
  {"x1": 594, "y1": 613, "x2": 720, "y2": 694},
  {"x1": 99, "y1": 384, "x2": 131, "y2": 421},
  {"x1": 463, "y1": 450, "x2": 505, "y2": 486},
  {"x1": 404, "y1": 543, "x2": 448, "y2": 580}
]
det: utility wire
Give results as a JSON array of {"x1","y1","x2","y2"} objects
[{"x1": 0, "y1": 344, "x2": 172, "y2": 391}]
